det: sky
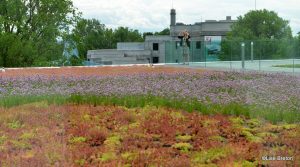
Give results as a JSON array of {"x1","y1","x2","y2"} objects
[{"x1": 73, "y1": 0, "x2": 300, "y2": 36}]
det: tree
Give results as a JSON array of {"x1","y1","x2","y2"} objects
[
  {"x1": 113, "y1": 27, "x2": 143, "y2": 43},
  {"x1": 72, "y1": 19, "x2": 144, "y2": 59},
  {"x1": 228, "y1": 9, "x2": 292, "y2": 40},
  {"x1": 143, "y1": 28, "x2": 170, "y2": 39},
  {"x1": 143, "y1": 32, "x2": 153, "y2": 39},
  {"x1": 72, "y1": 19, "x2": 107, "y2": 59},
  {"x1": 0, "y1": 33, "x2": 36, "y2": 67},
  {"x1": 220, "y1": 9, "x2": 293, "y2": 60},
  {"x1": 154, "y1": 28, "x2": 170, "y2": 36},
  {"x1": 0, "y1": 0, "x2": 78, "y2": 67}
]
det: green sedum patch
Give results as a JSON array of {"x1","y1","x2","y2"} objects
[
  {"x1": 75, "y1": 159, "x2": 85, "y2": 166},
  {"x1": 257, "y1": 132, "x2": 277, "y2": 138},
  {"x1": 246, "y1": 119, "x2": 262, "y2": 128},
  {"x1": 68, "y1": 136, "x2": 87, "y2": 144},
  {"x1": 104, "y1": 135, "x2": 122, "y2": 150},
  {"x1": 281, "y1": 124, "x2": 298, "y2": 130},
  {"x1": 47, "y1": 152, "x2": 62, "y2": 165},
  {"x1": 202, "y1": 119, "x2": 218, "y2": 128},
  {"x1": 99, "y1": 152, "x2": 117, "y2": 162},
  {"x1": 19, "y1": 132, "x2": 35, "y2": 141},
  {"x1": 129, "y1": 122, "x2": 140, "y2": 129},
  {"x1": 172, "y1": 142, "x2": 193, "y2": 152},
  {"x1": 240, "y1": 128, "x2": 263, "y2": 143},
  {"x1": 230, "y1": 117, "x2": 244, "y2": 126},
  {"x1": 152, "y1": 134, "x2": 161, "y2": 141},
  {"x1": 192, "y1": 147, "x2": 231, "y2": 164},
  {"x1": 82, "y1": 114, "x2": 92, "y2": 121},
  {"x1": 7, "y1": 120, "x2": 23, "y2": 129},
  {"x1": 121, "y1": 152, "x2": 138, "y2": 162},
  {"x1": 0, "y1": 135, "x2": 8, "y2": 145},
  {"x1": 170, "y1": 111, "x2": 185, "y2": 120},
  {"x1": 176, "y1": 135, "x2": 192, "y2": 142},
  {"x1": 209, "y1": 135, "x2": 226, "y2": 142},
  {"x1": 11, "y1": 140, "x2": 32, "y2": 150},
  {"x1": 234, "y1": 160, "x2": 259, "y2": 167},
  {"x1": 230, "y1": 117, "x2": 265, "y2": 143}
]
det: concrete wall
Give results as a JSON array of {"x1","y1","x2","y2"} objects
[
  {"x1": 145, "y1": 35, "x2": 171, "y2": 41},
  {"x1": 202, "y1": 22, "x2": 232, "y2": 31},
  {"x1": 170, "y1": 20, "x2": 235, "y2": 38},
  {"x1": 117, "y1": 42, "x2": 145, "y2": 50},
  {"x1": 145, "y1": 35, "x2": 172, "y2": 63},
  {"x1": 87, "y1": 49, "x2": 151, "y2": 65}
]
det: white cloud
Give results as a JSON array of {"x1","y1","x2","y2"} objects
[{"x1": 73, "y1": 0, "x2": 300, "y2": 35}]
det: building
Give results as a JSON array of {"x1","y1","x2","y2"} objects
[{"x1": 87, "y1": 9, "x2": 236, "y2": 65}]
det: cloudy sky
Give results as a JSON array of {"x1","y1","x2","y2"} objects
[{"x1": 73, "y1": 0, "x2": 300, "y2": 35}]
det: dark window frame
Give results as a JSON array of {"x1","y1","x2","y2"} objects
[
  {"x1": 153, "y1": 57, "x2": 159, "y2": 64},
  {"x1": 153, "y1": 43, "x2": 159, "y2": 51}
]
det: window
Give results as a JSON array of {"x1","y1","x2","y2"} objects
[
  {"x1": 153, "y1": 43, "x2": 159, "y2": 51},
  {"x1": 153, "y1": 57, "x2": 159, "y2": 64},
  {"x1": 196, "y1": 41, "x2": 201, "y2": 49}
]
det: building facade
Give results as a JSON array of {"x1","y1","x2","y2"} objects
[{"x1": 87, "y1": 9, "x2": 236, "y2": 65}]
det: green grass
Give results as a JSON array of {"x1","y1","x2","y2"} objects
[
  {"x1": 0, "y1": 94, "x2": 299, "y2": 124},
  {"x1": 249, "y1": 107, "x2": 300, "y2": 124},
  {"x1": 273, "y1": 64, "x2": 300, "y2": 68},
  {"x1": 67, "y1": 94, "x2": 251, "y2": 116},
  {"x1": 0, "y1": 95, "x2": 67, "y2": 108}
]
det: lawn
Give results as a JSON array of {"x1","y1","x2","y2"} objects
[
  {"x1": 0, "y1": 66, "x2": 299, "y2": 166},
  {"x1": 273, "y1": 64, "x2": 300, "y2": 68}
]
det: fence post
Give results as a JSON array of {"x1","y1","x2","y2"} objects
[
  {"x1": 293, "y1": 39, "x2": 296, "y2": 75},
  {"x1": 204, "y1": 41, "x2": 207, "y2": 67},
  {"x1": 230, "y1": 41, "x2": 232, "y2": 70},
  {"x1": 241, "y1": 42, "x2": 245, "y2": 69},
  {"x1": 251, "y1": 42, "x2": 254, "y2": 62}
]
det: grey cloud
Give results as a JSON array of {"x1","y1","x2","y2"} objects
[{"x1": 73, "y1": 0, "x2": 300, "y2": 34}]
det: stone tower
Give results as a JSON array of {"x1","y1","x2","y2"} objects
[{"x1": 170, "y1": 9, "x2": 176, "y2": 26}]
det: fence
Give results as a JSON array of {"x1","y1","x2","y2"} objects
[{"x1": 165, "y1": 39, "x2": 300, "y2": 73}]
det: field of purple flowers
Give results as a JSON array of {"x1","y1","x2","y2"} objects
[{"x1": 0, "y1": 71, "x2": 299, "y2": 123}]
